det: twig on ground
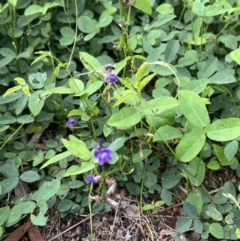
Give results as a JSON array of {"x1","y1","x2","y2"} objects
[{"x1": 48, "y1": 215, "x2": 92, "y2": 241}]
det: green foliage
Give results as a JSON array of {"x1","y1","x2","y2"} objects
[{"x1": 1, "y1": 0, "x2": 240, "y2": 240}]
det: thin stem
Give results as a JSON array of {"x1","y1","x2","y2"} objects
[{"x1": 67, "y1": 0, "x2": 78, "y2": 68}]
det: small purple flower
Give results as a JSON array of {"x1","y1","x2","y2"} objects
[
  {"x1": 105, "y1": 73, "x2": 119, "y2": 83},
  {"x1": 94, "y1": 148, "x2": 112, "y2": 165},
  {"x1": 86, "y1": 175, "x2": 102, "y2": 183},
  {"x1": 105, "y1": 64, "x2": 115, "y2": 73},
  {"x1": 66, "y1": 117, "x2": 76, "y2": 127}
]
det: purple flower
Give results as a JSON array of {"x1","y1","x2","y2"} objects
[
  {"x1": 86, "y1": 175, "x2": 102, "y2": 183},
  {"x1": 94, "y1": 148, "x2": 112, "y2": 165},
  {"x1": 105, "y1": 64, "x2": 115, "y2": 73},
  {"x1": 105, "y1": 73, "x2": 119, "y2": 83},
  {"x1": 66, "y1": 117, "x2": 76, "y2": 127}
]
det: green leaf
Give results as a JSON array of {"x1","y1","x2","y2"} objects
[
  {"x1": 182, "y1": 79, "x2": 208, "y2": 94},
  {"x1": 145, "y1": 15, "x2": 176, "y2": 31},
  {"x1": 60, "y1": 26, "x2": 75, "y2": 38},
  {"x1": 41, "y1": 151, "x2": 71, "y2": 169},
  {"x1": 192, "y1": 1, "x2": 207, "y2": 16},
  {"x1": 160, "y1": 189, "x2": 172, "y2": 206},
  {"x1": 0, "y1": 48, "x2": 16, "y2": 58},
  {"x1": 223, "y1": 181, "x2": 236, "y2": 199},
  {"x1": 59, "y1": 27, "x2": 75, "y2": 46},
  {"x1": 185, "y1": 189, "x2": 203, "y2": 215},
  {"x1": 193, "y1": 17, "x2": 202, "y2": 41},
  {"x1": 213, "y1": 189, "x2": 228, "y2": 204},
  {"x1": 78, "y1": 16, "x2": 97, "y2": 33},
  {"x1": 31, "y1": 212, "x2": 47, "y2": 226},
  {"x1": 57, "y1": 199, "x2": 73, "y2": 212},
  {"x1": 108, "y1": 137, "x2": 128, "y2": 152},
  {"x1": 31, "y1": 179, "x2": 61, "y2": 202},
  {"x1": 207, "y1": 118, "x2": 240, "y2": 141},
  {"x1": 207, "y1": 160, "x2": 220, "y2": 170},
  {"x1": 113, "y1": 92, "x2": 137, "y2": 107},
  {"x1": 17, "y1": 115, "x2": 34, "y2": 124},
  {"x1": 197, "y1": 57, "x2": 218, "y2": 79},
  {"x1": 24, "y1": 2, "x2": 60, "y2": 16},
  {"x1": 142, "y1": 204, "x2": 154, "y2": 211},
  {"x1": 84, "y1": 32, "x2": 96, "y2": 41},
  {"x1": 64, "y1": 163, "x2": 95, "y2": 177},
  {"x1": 186, "y1": 157, "x2": 205, "y2": 186},
  {"x1": 178, "y1": 90, "x2": 210, "y2": 127},
  {"x1": 165, "y1": 40, "x2": 180, "y2": 63},
  {"x1": 176, "y1": 130, "x2": 206, "y2": 162},
  {"x1": 154, "y1": 200, "x2": 164, "y2": 207},
  {"x1": 178, "y1": 50, "x2": 198, "y2": 67},
  {"x1": 209, "y1": 223, "x2": 224, "y2": 239},
  {"x1": 28, "y1": 91, "x2": 45, "y2": 116},
  {"x1": 81, "y1": 81, "x2": 103, "y2": 97},
  {"x1": 135, "y1": 64, "x2": 148, "y2": 85},
  {"x1": 206, "y1": 206, "x2": 223, "y2": 221},
  {"x1": 162, "y1": 169, "x2": 182, "y2": 190},
  {"x1": 156, "y1": 3, "x2": 174, "y2": 14},
  {"x1": 0, "y1": 91, "x2": 22, "y2": 104},
  {"x1": 0, "y1": 115, "x2": 17, "y2": 125},
  {"x1": 3, "y1": 86, "x2": 22, "y2": 98},
  {"x1": 209, "y1": 71, "x2": 236, "y2": 84},
  {"x1": 6, "y1": 201, "x2": 36, "y2": 227},
  {"x1": 108, "y1": 107, "x2": 142, "y2": 129},
  {"x1": 0, "y1": 177, "x2": 18, "y2": 195},
  {"x1": 24, "y1": 5, "x2": 43, "y2": 16},
  {"x1": 186, "y1": 190, "x2": 203, "y2": 215},
  {"x1": 0, "y1": 58, "x2": 14, "y2": 68},
  {"x1": 205, "y1": 1, "x2": 232, "y2": 17},
  {"x1": 224, "y1": 140, "x2": 239, "y2": 161},
  {"x1": 237, "y1": 228, "x2": 240, "y2": 238},
  {"x1": 141, "y1": 97, "x2": 179, "y2": 116},
  {"x1": 153, "y1": 126, "x2": 183, "y2": 142},
  {"x1": 20, "y1": 171, "x2": 40, "y2": 183},
  {"x1": 28, "y1": 72, "x2": 47, "y2": 89},
  {"x1": 69, "y1": 180, "x2": 84, "y2": 189},
  {"x1": 22, "y1": 85, "x2": 31, "y2": 97},
  {"x1": 137, "y1": 73, "x2": 156, "y2": 93},
  {"x1": 230, "y1": 48, "x2": 240, "y2": 65},
  {"x1": 132, "y1": 149, "x2": 152, "y2": 163},
  {"x1": 213, "y1": 144, "x2": 235, "y2": 166},
  {"x1": 15, "y1": 77, "x2": 26, "y2": 85},
  {"x1": 69, "y1": 78, "x2": 84, "y2": 94},
  {"x1": 193, "y1": 220, "x2": 203, "y2": 234},
  {"x1": 0, "y1": 206, "x2": 10, "y2": 226},
  {"x1": 68, "y1": 109, "x2": 86, "y2": 116},
  {"x1": 41, "y1": 87, "x2": 74, "y2": 96},
  {"x1": 133, "y1": 0, "x2": 152, "y2": 15},
  {"x1": 183, "y1": 202, "x2": 198, "y2": 218},
  {"x1": 61, "y1": 135, "x2": 91, "y2": 161},
  {"x1": 42, "y1": 2, "x2": 60, "y2": 15},
  {"x1": 97, "y1": 16, "x2": 113, "y2": 28},
  {"x1": 176, "y1": 218, "x2": 192, "y2": 232},
  {"x1": 79, "y1": 52, "x2": 101, "y2": 72},
  {"x1": 8, "y1": 0, "x2": 17, "y2": 7},
  {"x1": 219, "y1": 35, "x2": 237, "y2": 50}
]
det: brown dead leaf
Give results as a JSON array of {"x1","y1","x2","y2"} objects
[
  {"x1": 27, "y1": 129, "x2": 45, "y2": 146},
  {"x1": 125, "y1": 204, "x2": 139, "y2": 218},
  {"x1": 28, "y1": 225, "x2": 45, "y2": 241},
  {"x1": 14, "y1": 180, "x2": 30, "y2": 197},
  {"x1": 3, "y1": 221, "x2": 31, "y2": 241}
]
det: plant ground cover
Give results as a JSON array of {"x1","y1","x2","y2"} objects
[{"x1": 2, "y1": 0, "x2": 240, "y2": 240}]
